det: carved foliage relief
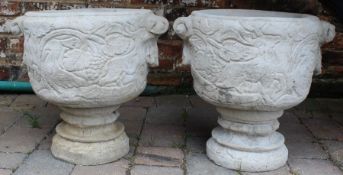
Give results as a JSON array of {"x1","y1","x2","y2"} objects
[
  {"x1": 22, "y1": 17, "x2": 154, "y2": 105},
  {"x1": 188, "y1": 17, "x2": 321, "y2": 110}
]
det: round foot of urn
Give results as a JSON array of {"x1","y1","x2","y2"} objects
[
  {"x1": 206, "y1": 108, "x2": 288, "y2": 172},
  {"x1": 51, "y1": 132, "x2": 129, "y2": 165},
  {"x1": 51, "y1": 106, "x2": 130, "y2": 165},
  {"x1": 207, "y1": 138, "x2": 287, "y2": 172}
]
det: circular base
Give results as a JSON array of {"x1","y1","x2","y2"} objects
[
  {"x1": 51, "y1": 132, "x2": 129, "y2": 165},
  {"x1": 206, "y1": 138, "x2": 288, "y2": 172}
]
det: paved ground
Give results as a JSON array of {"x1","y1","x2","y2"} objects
[{"x1": 0, "y1": 94, "x2": 342, "y2": 175}]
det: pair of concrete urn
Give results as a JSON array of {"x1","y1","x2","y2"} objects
[{"x1": 4, "y1": 8, "x2": 335, "y2": 172}]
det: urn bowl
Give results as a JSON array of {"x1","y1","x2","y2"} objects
[
  {"x1": 11, "y1": 8, "x2": 168, "y2": 108},
  {"x1": 174, "y1": 9, "x2": 335, "y2": 172},
  {"x1": 174, "y1": 9, "x2": 335, "y2": 111},
  {"x1": 5, "y1": 8, "x2": 168, "y2": 165}
]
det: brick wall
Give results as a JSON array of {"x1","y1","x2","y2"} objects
[{"x1": 0, "y1": 0, "x2": 342, "y2": 96}]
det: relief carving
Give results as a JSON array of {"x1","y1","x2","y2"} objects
[
  {"x1": 4, "y1": 8, "x2": 169, "y2": 165},
  {"x1": 174, "y1": 9, "x2": 335, "y2": 172},
  {"x1": 175, "y1": 14, "x2": 332, "y2": 110}
]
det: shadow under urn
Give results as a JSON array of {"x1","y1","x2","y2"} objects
[
  {"x1": 5, "y1": 9, "x2": 168, "y2": 165},
  {"x1": 174, "y1": 9, "x2": 335, "y2": 172}
]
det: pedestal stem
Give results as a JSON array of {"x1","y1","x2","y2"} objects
[
  {"x1": 51, "y1": 106, "x2": 129, "y2": 165},
  {"x1": 206, "y1": 107, "x2": 288, "y2": 172}
]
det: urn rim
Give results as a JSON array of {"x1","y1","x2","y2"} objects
[
  {"x1": 191, "y1": 9, "x2": 316, "y2": 21},
  {"x1": 24, "y1": 8, "x2": 151, "y2": 17}
]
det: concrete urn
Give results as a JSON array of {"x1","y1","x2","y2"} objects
[
  {"x1": 174, "y1": 9, "x2": 335, "y2": 172},
  {"x1": 5, "y1": 9, "x2": 168, "y2": 165}
]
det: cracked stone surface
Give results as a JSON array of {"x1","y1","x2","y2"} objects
[
  {"x1": 0, "y1": 153, "x2": 26, "y2": 170},
  {"x1": 134, "y1": 146, "x2": 184, "y2": 167},
  {"x1": 13, "y1": 150, "x2": 74, "y2": 175},
  {"x1": 71, "y1": 159, "x2": 129, "y2": 175}
]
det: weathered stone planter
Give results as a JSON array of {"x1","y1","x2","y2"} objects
[
  {"x1": 5, "y1": 9, "x2": 168, "y2": 165},
  {"x1": 174, "y1": 9, "x2": 335, "y2": 172}
]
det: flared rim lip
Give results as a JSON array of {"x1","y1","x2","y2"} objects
[
  {"x1": 191, "y1": 9, "x2": 316, "y2": 21},
  {"x1": 24, "y1": 8, "x2": 152, "y2": 17}
]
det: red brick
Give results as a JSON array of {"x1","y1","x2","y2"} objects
[
  {"x1": 130, "y1": 0, "x2": 147, "y2": 4},
  {"x1": 322, "y1": 50, "x2": 343, "y2": 66},
  {"x1": 130, "y1": 0, "x2": 166, "y2": 5},
  {"x1": 7, "y1": 37, "x2": 23, "y2": 53},
  {"x1": 158, "y1": 40, "x2": 182, "y2": 57},
  {"x1": 165, "y1": 7, "x2": 189, "y2": 21},
  {"x1": 228, "y1": 0, "x2": 252, "y2": 8},
  {"x1": 328, "y1": 66, "x2": 343, "y2": 74},
  {"x1": 22, "y1": 1, "x2": 86, "y2": 12},
  {"x1": 323, "y1": 32, "x2": 343, "y2": 50},
  {"x1": 0, "y1": 38, "x2": 8, "y2": 52},
  {"x1": 0, "y1": 67, "x2": 10, "y2": 80},
  {"x1": 148, "y1": 74, "x2": 182, "y2": 86},
  {"x1": 175, "y1": 63, "x2": 190, "y2": 72},
  {"x1": 230, "y1": 0, "x2": 319, "y2": 14},
  {"x1": 0, "y1": 1, "x2": 21, "y2": 16},
  {"x1": 152, "y1": 59, "x2": 174, "y2": 70}
]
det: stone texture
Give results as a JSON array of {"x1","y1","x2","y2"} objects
[
  {"x1": 0, "y1": 169, "x2": 12, "y2": 175},
  {"x1": 279, "y1": 111, "x2": 300, "y2": 123},
  {"x1": 0, "y1": 153, "x2": 26, "y2": 170},
  {"x1": 119, "y1": 107, "x2": 146, "y2": 122},
  {"x1": 174, "y1": 10, "x2": 334, "y2": 111},
  {"x1": 5, "y1": 9, "x2": 169, "y2": 166},
  {"x1": 292, "y1": 110, "x2": 313, "y2": 118},
  {"x1": 134, "y1": 147, "x2": 184, "y2": 167},
  {"x1": 129, "y1": 135, "x2": 139, "y2": 146},
  {"x1": 38, "y1": 134, "x2": 53, "y2": 150},
  {"x1": 118, "y1": 107, "x2": 146, "y2": 138},
  {"x1": 186, "y1": 107, "x2": 218, "y2": 137},
  {"x1": 0, "y1": 127, "x2": 49, "y2": 153},
  {"x1": 0, "y1": 108, "x2": 21, "y2": 134},
  {"x1": 322, "y1": 140, "x2": 343, "y2": 166},
  {"x1": 186, "y1": 136, "x2": 207, "y2": 153},
  {"x1": 0, "y1": 95, "x2": 16, "y2": 106},
  {"x1": 155, "y1": 95, "x2": 190, "y2": 107},
  {"x1": 123, "y1": 97, "x2": 155, "y2": 108},
  {"x1": 71, "y1": 159, "x2": 129, "y2": 175},
  {"x1": 332, "y1": 113, "x2": 343, "y2": 125},
  {"x1": 131, "y1": 165, "x2": 183, "y2": 175},
  {"x1": 318, "y1": 99, "x2": 343, "y2": 113},
  {"x1": 286, "y1": 141, "x2": 328, "y2": 159},
  {"x1": 10, "y1": 95, "x2": 46, "y2": 110},
  {"x1": 186, "y1": 152, "x2": 238, "y2": 175},
  {"x1": 242, "y1": 166, "x2": 291, "y2": 175},
  {"x1": 288, "y1": 158, "x2": 343, "y2": 175},
  {"x1": 146, "y1": 106, "x2": 185, "y2": 125},
  {"x1": 139, "y1": 123, "x2": 185, "y2": 147},
  {"x1": 15, "y1": 104, "x2": 60, "y2": 129},
  {"x1": 0, "y1": 0, "x2": 342, "y2": 83},
  {"x1": 0, "y1": 94, "x2": 342, "y2": 174},
  {"x1": 312, "y1": 111, "x2": 331, "y2": 118},
  {"x1": 188, "y1": 95, "x2": 213, "y2": 108},
  {"x1": 302, "y1": 118, "x2": 343, "y2": 140},
  {"x1": 13, "y1": 150, "x2": 74, "y2": 175},
  {"x1": 51, "y1": 132, "x2": 129, "y2": 165},
  {"x1": 174, "y1": 10, "x2": 335, "y2": 172},
  {"x1": 120, "y1": 120, "x2": 143, "y2": 138},
  {"x1": 279, "y1": 122, "x2": 314, "y2": 142},
  {"x1": 124, "y1": 146, "x2": 135, "y2": 159},
  {"x1": 294, "y1": 99, "x2": 323, "y2": 112}
]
